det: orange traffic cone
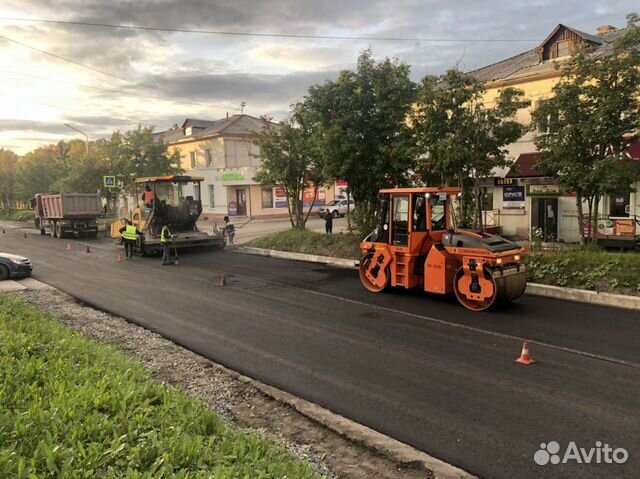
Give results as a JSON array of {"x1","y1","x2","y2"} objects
[
  {"x1": 219, "y1": 274, "x2": 227, "y2": 286},
  {"x1": 117, "y1": 253, "x2": 124, "y2": 263},
  {"x1": 516, "y1": 342, "x2": 536, "y2": 365},
  {"x1": 66, "y1": 242, "x2": 72, "y2": 251}
]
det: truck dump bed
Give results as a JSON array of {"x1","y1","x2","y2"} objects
[{"x1": 40, "y1": 193, "x2": 102, "y2": 219}]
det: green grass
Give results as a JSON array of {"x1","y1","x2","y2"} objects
[
  {"x1": 0, "y1": 294, "x2": 321, "y2": 479},
  {"x1": 245, "y1": 228, "x2": 362, "y2": 260},
  {"x1": 0, "y1": 209, "x2": 34, "y2": 222},
  {"x1": 525, "y1": 248, "x2": 640, "y2": 294}
]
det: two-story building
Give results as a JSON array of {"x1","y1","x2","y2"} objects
[
  {"x1": 468, "y1": 23, "x2": 640, "y2": 243},
  {"x1": 155, "y1": 114, "x2": 288, "y2": 220}
]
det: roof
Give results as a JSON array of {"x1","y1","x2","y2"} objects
[
  {"x1": 505, "y1": 152, "x2": 547, "y2": 178},
  {"x1": 467, "y1": 24, "x2": 624, "y2": 83},
  {"x1": 154, "y1": 114, "x2": 274, "y2": 144}
]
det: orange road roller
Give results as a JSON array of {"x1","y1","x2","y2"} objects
[{"x1": 359, "y1": 187, "x2": 527, "y2": 311}]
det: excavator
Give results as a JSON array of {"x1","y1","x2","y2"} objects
[
  {"x1": 359, "y1": 187, "x2": 527, "y2": 311},
  {"x1": 111, "y1": 175, "x2": 225, "y2": 255}
]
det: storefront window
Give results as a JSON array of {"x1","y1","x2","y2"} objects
[{"x1": 262, "y1": 187, "x2": 274, "y2": 209}]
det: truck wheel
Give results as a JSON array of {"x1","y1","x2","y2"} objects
[{"x1": 0, "y1": 265, "x2": 9, "y2": 281}]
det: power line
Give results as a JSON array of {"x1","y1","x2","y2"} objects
[
  {"x1": 0, "y1": 17, "x2": 543, "y2": 43},
  {"x1": 0, "y1": 33, "x2": 128, "y2": 82}
]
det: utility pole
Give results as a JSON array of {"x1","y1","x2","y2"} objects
[
  {"x1": 64, "y1": 123, "x2": 89, "y2": 156},
  {"x1": 240, "y1": 101, "x2": 246, "y2": 114}
]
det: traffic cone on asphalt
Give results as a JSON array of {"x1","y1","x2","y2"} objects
[
  {"x1": 2, "y1": 228, "x2": 5, "y2": 234},
  {"x1": 117, "y1": 253, "x2": 124, "y2": 263},
  {"x1": 23, "y1": 232, "x2": 27, "y2": 238},
  {"x1": 66, "y1": 242, "x2": 73, "y2": 251},
  {"x1": 516, "y1": 342, "x2": 536, "y2": 365},
  {"x1": 86, "y1": 245, "x2": 91, "y2": 253},
  {"x1": 219, "y1": 274, "x2": 227, "y2": 286}
]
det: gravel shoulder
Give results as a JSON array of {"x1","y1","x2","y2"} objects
[{"x1": 13, "y1": 287, "x2": 434, "y2": 479}]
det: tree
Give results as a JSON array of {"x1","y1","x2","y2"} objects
[
  {"x1": 301, "y1": 50, "x2": 417, "y2": 234},
  {"x1": 532, "y1": 14, "x2": 640, "y2": 243},
  {"x1": 254, "y1": 110, "x2": 326, "y2": 229},
  {"x1": 410, "y1": 69, "x2": 530, "y2": 227},
  {"x1": 15, "y1": 145, "x2": 60, "y2": 201},
  {"x1": 102, "y1": 126, "x2": 182, "y2": 194},
  {"x1": 0, "y1": 149, "x2": 18, "y2": 209}
]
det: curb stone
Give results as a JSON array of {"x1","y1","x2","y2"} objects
[{"x1": 236, "y1": 247, "x2": 640, "y2": 311}]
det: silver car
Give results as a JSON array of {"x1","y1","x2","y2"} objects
[{"x1": 318, "y1": 199, "x2": 355, "y2": 218}]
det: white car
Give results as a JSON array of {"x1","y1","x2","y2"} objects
[{"x1": 318, "y1": 199, "x2": 355, "y2": 218}]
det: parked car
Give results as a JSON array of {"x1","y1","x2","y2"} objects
[
  {"x1": 0, "y1": 253, "x2": 33, "y2": 280},
  {"x1": 318, "y1": 198, "x2": 355, "y2": 218}
]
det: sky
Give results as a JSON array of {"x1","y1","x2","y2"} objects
[{"x1": 0, "y1": 0, "x2": 635, "y2": 154}]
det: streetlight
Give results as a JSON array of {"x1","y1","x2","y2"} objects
[{"x1": 64, "y1": 123, "x2": 89, "y2": 156}]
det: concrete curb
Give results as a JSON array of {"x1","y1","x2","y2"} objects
[
  {"x1": 525, "y1": 283, "x2": 640, "y2": 311},
  {"x1": 215, "y1": 362, "x2": 476, "y2": 479},
  {"x1": 236, "y1": 247, "x2": 640, "y2": 311},
  {"x1": 237, "y1": 246, "x2": 359, "y2": 268}
]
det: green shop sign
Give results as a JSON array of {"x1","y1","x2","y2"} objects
[{"x1": 221, "y1": 172, "x2": 245, "y2": 181}]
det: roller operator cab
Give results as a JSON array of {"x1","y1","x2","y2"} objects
[
  {"x1": 359, "y1": 187, "x2": 527, "y2": 311},
  {"x1": 111, "y1": 175, "x2": 225, "y2": 255}
]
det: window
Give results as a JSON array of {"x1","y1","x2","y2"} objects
[
  {"x1": 392, "y1": 195, "x2": 410, "y2": 246},
  {"x1": 430, "y1": 195, "x2": 446, "y2": 231},
  {"x1": 205, "y1": 149, "x2": 213, "y2": 167},
  {"x1": 557, "y1": 40, "x2": 570, "y2": 58},
  {"x1": 412, "y1": 195, "x2": 427, "y2": 232},
  {"x1": 261, "y1": 187, "x2": 274, "y2": 209},
  {"x1": 208, "y1": 185, "x2": 215, "y2": 208},
  {"x1": 190, "y1": 151, "x2": 196, "y2": 169}
]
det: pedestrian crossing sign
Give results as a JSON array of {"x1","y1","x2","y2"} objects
[{"x1": 104, "y1": 176, "x2": 116, "y2": 188}]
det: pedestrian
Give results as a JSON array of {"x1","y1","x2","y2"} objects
[
  {"x1": 161, "y1": 223, "x2": 174, "y2": 265},
  {"x1": 223, "y1": 216, "x2": 235, "y2": 247},
  {"x1": 324, "y1": 209, "x2": 333, "y2": 234},
  {"x1": 119, "y1": 219, "x2": 142, "y2": 260}
]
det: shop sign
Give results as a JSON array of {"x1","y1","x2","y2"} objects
[
  {"x1": 303, "y1": 187, "x2": 326, "y2": 207},
  {"x1": 527, "y1": 184, "x2": 562, "y2": 196},
  {"x1": 274, "y1": 187, "x2": 288, "y2": 208},
  {"x1": 495, "y1": 178, "x2": 517, "y2": 186},
  {"x1": 222, "y1": 172, "x2": 245, "y2": 181},
  {"x1": 503, "y1": 185, "x2": 525, "y2": 209}
]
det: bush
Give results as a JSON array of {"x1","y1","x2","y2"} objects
[
  {"x1": 0, "y1": 209, "x2": 34, "y2": 222},
  {"x1": 525, "y1": 248, "x2": 640, "y2": 294}
]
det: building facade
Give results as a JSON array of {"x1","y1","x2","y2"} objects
[
  {"x1": 155, "y1": 115, "x2": 344, "y2": 220},
  {"x1": 468, "y1": 23, "x2": 639, "y2": 242}
]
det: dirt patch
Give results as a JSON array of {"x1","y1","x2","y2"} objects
[{"x1": 14, "y1": 288, "x2": 434, "y2": 479}]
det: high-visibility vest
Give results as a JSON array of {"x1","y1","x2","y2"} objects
[
  {"x1": 161, "y1": 226, "x2": 172, "y2": 243},
  {"x1": 144, "y1": 190, "x2": 155, "y2": 205},
  {"x1": 122, "y1": 225, "x2": 138, "y2": 241}
]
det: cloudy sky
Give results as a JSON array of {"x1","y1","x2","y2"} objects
[{"x1": 0, "y1": 0, "x2": 634, "y2": 154}]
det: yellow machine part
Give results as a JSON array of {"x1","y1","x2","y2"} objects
[{"x1": 110, "y1": 208, "x2": 147, "y2": 240}]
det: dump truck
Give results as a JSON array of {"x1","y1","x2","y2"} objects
[
  {"x1": 111, "y1": 175, "x2": 225, "y2": 255},
  {"x1": 34, "y1": 192, "x2": 101, "y2": 239},
  {"x1": 359, "y1": 187, "x2": 527, "y2": 311}
]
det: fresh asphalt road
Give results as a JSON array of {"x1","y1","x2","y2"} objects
[{"x1": 1, "y1": 224, "x2": 638, "y2": 479}]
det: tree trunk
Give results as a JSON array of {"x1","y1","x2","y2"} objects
[
  {"x1": 586, "y1": 197, "x2": 594, "y2": 244},
  {"x1": 284, "y1": 186, "x2": 295, "y2": 228},
  {"x1": 576, "y1": 192, "x2": 586, "y2": 245},
  {"x1": 346, "y1": 187, "x2": 352, "y2": 232},
  {"x1": 302, "y1": 186, "x2": 318, "y2": 229},
  {"x1": 592, "y1": 195, "x2": 600, "y2": 245}
]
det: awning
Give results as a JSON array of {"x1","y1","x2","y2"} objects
[{"x1": 505, "y1": 152, "x2": 546, "y2": 178}]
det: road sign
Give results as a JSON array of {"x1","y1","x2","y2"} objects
[{"x1": 104, "y1": 176, "x2": 116, "y2": 188}]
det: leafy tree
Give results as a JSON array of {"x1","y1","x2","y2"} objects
[
  {"x1": 102, "y1": 126, "x2": 182, "y2": 194},
  {"x1": 15, "y1": 145, "x2": 60, "y2": 201},
  {"x1": 0, "y1": 149, "x2": 18, "y2": 209},
  {"x1": 410, "y1": 69, "x2": 530, "y2": 227},
  {"x1": 254, "y1": 110, "x2": 326, "y2": 229},
  {"x1": 301, "y1": 50, "x2": 417, "y2": 234},
  {"x1": 532, "y1": 14, "x2": 640, "y2": 243}
]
